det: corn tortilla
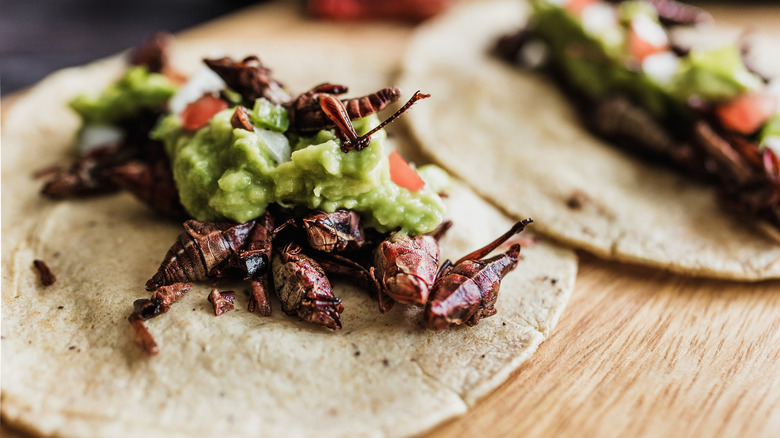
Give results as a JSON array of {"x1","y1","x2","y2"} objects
[
  {"x1": 399, "y1": 0, "x2": 780, "y2": 281},
  {"x1": 1, "y1": 38, "x2": 577, "y2": 437}
]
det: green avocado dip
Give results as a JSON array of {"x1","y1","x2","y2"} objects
[
  {"x1": 526, "y1": 0, "x2": 765, "y2": 122},
  {"x1": 70, "y1": 66, "x2": 177, "y2": 125},
  {"x1": 152, "y1": 99, "x2": 449, "y2": 235}
]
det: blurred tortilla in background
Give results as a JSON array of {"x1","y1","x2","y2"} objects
[{"x1": 399, "y1": 0, "x2": 780, "y2": 281}]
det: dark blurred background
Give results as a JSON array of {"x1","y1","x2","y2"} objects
[
  {"x1": 0, "y1": 0, "x2": 261, "y2": 95},
  {"x1": 0, "y1": 0, "x2": 776, "y2": 96}
]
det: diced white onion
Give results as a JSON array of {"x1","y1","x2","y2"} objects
[
  {"x1": 632, "y1": 14, "x2": 669, "y2": 48},
  {"x1": 254, "y1": 127, "x2": 291, "y2": 164},
  {"x1": 764, "y1": 136, "x2": 780, "y2": 157},
  {"x1": 77, "y1": 124, "x2": 124, "y2": 153},
  {"x1": 169, "y1": 67, "x2": 226, "y2": 115},
  {"x1": 520, "y1": 39, "x2": 549, "y2": 69},
  {"x1": 582, "y1": 4, "x2": 617, "y2": 37},
  {"x1": 767, "y1": 79, "x2": 780, "y2": 114},
  {"x1": 642, "y1": 52, "x2": 679, "y2": 85}
]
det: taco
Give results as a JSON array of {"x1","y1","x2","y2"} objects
[
  {"x1": 399, "y1": 0, "x2": 780, "y2": 281},
  {"x1": 1, "y1": 30, "x2": 577, "y2": 437}
]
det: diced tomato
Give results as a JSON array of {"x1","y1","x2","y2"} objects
[
  {"x1": 716, "y1": 92, "x2": 778, "y2": 135},
  {"x1": 629, "y1": 20, "x2": 668, "y2": 62},
  {"x1": 564, "y1": 0, "x2": 597, "y2": 16},
  {"x1": 388, "y1": 150, "x2": 425, "y2": 192},
  {"x1": 181, "y1": 94, "x2": 229, "y2": 131}
]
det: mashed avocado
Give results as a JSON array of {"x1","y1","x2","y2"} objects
[
  {"x1": 673, "y1": 46, "x2": 764, "y2": 101},
  {"x1": 153, "y1": 99, "x2": 448, "y2": 235},
  {"x1": 69, "y1": 66, "x2": 177, "y2": 125},
  {"x1": 529, "y1": 0, "x2": 763, "y2": 119},
  {"x1": 529, "y1": 0, "x2": 677, "y2": 119},
  {"x1": 760, "y1": 115, "x2": 780, "y2": 154}
]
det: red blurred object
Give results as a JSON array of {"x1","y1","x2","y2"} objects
[
  {"x1": 388, "y1": 150, "x2": 425, "y2": 192},
  {"x1": 564, "y1": 0, "x2": 597, "y2": 17},
  {"x1": 308, "y1": 0, "x2": 452, "y2": 22},
  {"x1": 628, "y1": 22, "x2": 668, "y2": 62},
  {"x1": 629, "y1": 29, "x2": 667, "y2": 63},
  {"x1": 716, "y1": 92, "x2": 777, "y2": 135},
  {"x1": 181, "y1": 94, "x2": 229, "y2": 131}
]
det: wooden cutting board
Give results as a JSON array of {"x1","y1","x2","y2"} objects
[{"x1": 2, "y1": 2, "x2": 779, "y2": 437}]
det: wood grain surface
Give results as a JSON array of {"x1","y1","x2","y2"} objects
[
  {"x1": 428, "y1": 254, "x2": 780, "y2": 438},
  {"x1": 2, "y1": 2, "x2": 779, "y2": 437}
]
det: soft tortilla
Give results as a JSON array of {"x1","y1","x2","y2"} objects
[
  {"x1": 0, "y1": 37, "x2": 577, "y2": 437},
  {"x1": 399, "y1": 0, "x2": 780, "y2": 281}
]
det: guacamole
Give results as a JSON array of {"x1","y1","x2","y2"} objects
[
  {"x1": 760, "y1": 115, "x2": 780, "y2": 153},
  {"x1": 528, "y1": 0, "x2": 764, "y2": 121},
  {"x1": 69, "y1": 66, "x2": 177, "y2": 125},
  {"x1": 153, "y1": 99, "x2": 448, "y2": 235}
]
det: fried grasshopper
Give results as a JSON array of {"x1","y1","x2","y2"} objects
[
  {"x1": 204, "y1": 55, "x2": 290, "y2": 105},
  {"x1": 287, "y1": 85, "x2": 429, "y2": 152},
  {"x1": 272, "y1": 242, "x2": 344, "y2": 329},
  {"x1": 110, "y1": 159, "x2": 187, "y2": 219},
  {"x1": 208, "y1": 289, "x2": 236, "y2": 316},
  {"x1": 374, "y1": 221, "x2": 452, "y2": 306},
  {"x1": 285, "y1": 84, "x2": 400, "y2": 135},
  {"x1": 41, "y1": 146, "x2": 125, "y2": 199},
  {"x1": 129, "y1": 282, "x2": 193, "y2": 355},
  {"x1": 616, "y1": 0, "x2": 712, "y2": 26},
  {"x1": 41, "y1": 32, "x2": 186, "y2": 218},
  {"x1": 424, "y1": 219, "x2": 533, "y2": 331},
  {"x1": 132, "y1": 217, "x2": 274, "y2": 355},
  {"x1": 312, "y1": 251, "x2": 394, "y2": 313},
  {"x1": 129, "y1": 31, "x2": 173, "y2": 75},
  {"x1": 236, "y1": 212, "x2": 275, "y2": 316},
  {"x1": 145, "y1": 220, "x2": 256, "y2": 290},
  {"x1": 302, "y1": 209, "x2": 366, "y2": 252}
]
